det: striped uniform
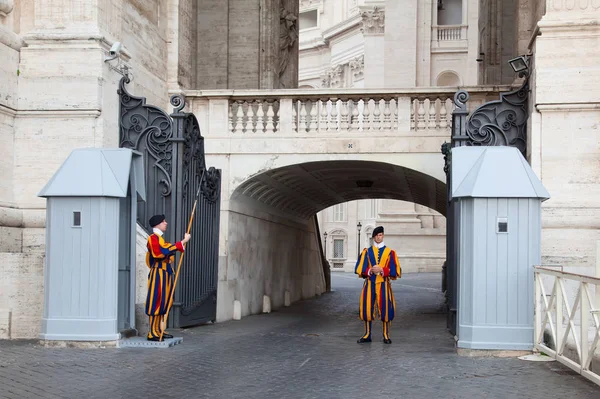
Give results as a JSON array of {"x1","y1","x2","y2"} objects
[
  {"x1": 145, "y1": 233, "x2": 184, "y2": 339},
  {"x1": 354, "y1": 245, "x2": 401, "y2": 340}
]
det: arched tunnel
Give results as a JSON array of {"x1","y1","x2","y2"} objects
[{"x1": 217, "y1": 160, "x2": 446, "y2": 321}]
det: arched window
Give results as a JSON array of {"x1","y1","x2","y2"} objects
[{"x1": 436, "y1": 71, "x2": 461, "y2": 87}]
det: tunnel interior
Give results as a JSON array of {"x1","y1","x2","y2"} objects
[{"x1": 220, "y1": 160, "x2": 447, "y2": 321}]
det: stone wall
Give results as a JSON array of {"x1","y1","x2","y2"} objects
[
  {"x1": 532, "y1": 3, "x2": 600, "y2": 274},
  {"x1": 218, "y1": 204, "x2": 327, "y2": 321},
  {"x1": 0, "y1": 0, "x2": 171, "y2": 339}
]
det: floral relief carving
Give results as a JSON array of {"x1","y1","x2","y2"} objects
[
  {"x1": 360, "y1": 6, "x2": 385, "y2": 34},
  {"x1": 349, "y1": 55, "x2": 364, "y2": 80}
]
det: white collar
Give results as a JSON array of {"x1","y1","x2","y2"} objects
[
  {"x1": 152, "y1": 228, "x2": 163, "y2": 236},
  {"x1": 375, "y1": 241, "x2": 385, "y2": 249}
]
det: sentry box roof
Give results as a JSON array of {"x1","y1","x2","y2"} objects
[
  {"x1": 450, "y1": 146, "x2": 549, "y2": 201},
  {"x1": 38, "y1": 148, "x2": 146, "y2": 201}
]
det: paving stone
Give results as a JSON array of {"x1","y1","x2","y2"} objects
[{"x1": 0, "y1": 273, "x2": 599, "y2": 399}]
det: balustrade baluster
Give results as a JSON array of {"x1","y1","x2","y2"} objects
[
  {"x1": 410, "y1": 99, "x2": 416, "y2": 130},
  {"x1": 439, "y1": 98, "x2": 448, "y2": 129},
  {"x1": 309, "y1": 100, "x2": 318, "y2": 133},
  {"x1": 292, "y1": 100, "x2": 298, "y2": 132},
  {"x1": 445, "y1": 98, "x2": 453, "y2": 128},
  {"x1": 392, "y1": 99, "x2": 399, "y2": 130},
  {"x1": 427, "y1": 99, "x2": 437, "y2": 129},
  {"x1": 383, "y1": 99, "x2": 392, "y2": 130},
  {"x1": 229, "y1": 102, "x2": 234, "y2": 133},
  {"x1": 255, "y1": 101, "x2": 265, "y2": 133},
  {"x1": 299, "y1": 101, "x2": 308, "y2": 132},
  {"x1": 234, "y1": 101, "x2": 244, "y2": 133},
  {"x1": 351, "y1": 100, "x2": 360, "y2": 131},
  {"x1": 330, "y1": 99, "x2": 338, "y2": 131},
  {"x1": 320, "y1": 99, "x2": 329, "y2": 132},
  {"x1": 265, "y1": 101, "x2": 275, "y2": 134},
  {"x1": 363, "y1": 99, "x2": 371, "y2": 131},
  {"x1": 372, "y1": 99, "x2": 382, "y2": 130},
  {"x1": 245, "y1": 102, "x2": 255, "y2": 133},
  {"x1": 340, "y1": 99, "x2": 349, "y2": 130},
  {"x1": 417, "y1": 100, "x2": 426, "y2": 130}
]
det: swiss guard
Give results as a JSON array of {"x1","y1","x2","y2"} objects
[
  {"x1": 354, "y1": 226, "x2": 401, "y2": 344},
  {"x1": 145, "y1": 214, "x2": 191, "y2": 341}
]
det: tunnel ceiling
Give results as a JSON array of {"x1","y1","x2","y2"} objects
[{"x1": 232, "y1": 161, "x2": 447, "y2": 220}]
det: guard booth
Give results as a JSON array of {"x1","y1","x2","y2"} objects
[
  {"x1": 38, "y1": 148, "x2": 145, "y2": 341},
  {"x1": 451, "y1": 146, "x2": 550, "y2": 350}
]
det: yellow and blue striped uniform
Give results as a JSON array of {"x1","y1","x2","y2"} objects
[
  {"x1": 145, "y1": 233, "x2": 184, "y2": 339},
  {"x1": 355, "y1": 245, "x2": 401, "y2": 340}
]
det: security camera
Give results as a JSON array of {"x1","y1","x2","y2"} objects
[
  {"x1": 109, "y1": 42, "x2": 122, "y2": 56},
  {"x1": 104, "y1": 42, "x2": 122, "y2": 62}
]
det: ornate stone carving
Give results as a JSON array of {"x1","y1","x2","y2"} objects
[
  {"x1": 300, "y1": 0, "x2": 322, "y2": 10},
  {"x1": 549, "y1": 0, "x2": 600, "y2": 11},
  {"x1": 321, "y1": 64, "x2": 345, "y2": 88},
  {"x1": 279, "y1": 5, "x2": 298, "y2": 80},
  {"x1": 0, "y1": 0, "x2": 14, "y2": 16},
  {"x1": 349, "y1": 55, "x2": 364, "y2": 80},
  {"x1": 360, "y1": 6, "x2": 385, "y2": 35}
]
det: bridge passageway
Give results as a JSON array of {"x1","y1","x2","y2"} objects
[{"x1": 2, "y1": 274, "x2": 599, "y2": 398}]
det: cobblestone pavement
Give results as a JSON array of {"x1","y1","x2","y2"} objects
[{"x1": 1, "y1": 273, "x2": 600, "y2": 399}]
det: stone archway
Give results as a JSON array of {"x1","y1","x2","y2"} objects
[{"x1": 218, "y1": 159, "x2": 446, "y2": 322}]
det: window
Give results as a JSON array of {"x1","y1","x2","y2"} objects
[
  {"x1": 365, "y1": 199, "x2": 377, "y2": 219},
  {"x1": 73, "y1": 211, "x2": 81, "y2": 227},
  {"x1": 299, "y1": 9, "x2": 318, "y2": 30},
  {"x1": 333, "y1": 204, "x2": 346, "y2": 222},
  {"x1": 333, "y1": 239, "x2": 344, "y2": 258},
  {"x1": 437, "y1": 0, "x2": 462, "y2": 25}
]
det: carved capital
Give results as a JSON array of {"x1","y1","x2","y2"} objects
[
  {"x1": 360, "y1": 6, "x2": 385, "y2": 35},
  {"x1": 321, "y1": 64, "x2": 345, "y2": 88},
  {"x1": 349, "y1": 55, "x2": 364, "y2": 80}
]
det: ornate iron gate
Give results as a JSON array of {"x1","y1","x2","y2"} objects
[
  {"x1": 443, "y1": 72, "x2": 529, "y2": 335},
  {"x1": 118, "y1": 77, "x2": 222, "y2": 328}
]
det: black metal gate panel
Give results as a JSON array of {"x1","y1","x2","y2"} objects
[
  {"x1": 443, "y1": 73, "x2": 529, "y2": 335},
  {"x1": 118, "y1": 77, "x2": 221, "y2": 328}
]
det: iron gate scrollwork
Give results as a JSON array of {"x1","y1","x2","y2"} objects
[
  {"x1": 118, "y1": 77, "x2": 222, "y2": 328},
  {"x1": 443, "y1": 71, "x2": 530, "y2": 335}
]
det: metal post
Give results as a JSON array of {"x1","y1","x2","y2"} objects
[
  {"x1": 323, "y1": 232, "x2": 328, "y2": 259},
  {"x1": 357, "y1": 221, "x2": 362, "y2": 255}
]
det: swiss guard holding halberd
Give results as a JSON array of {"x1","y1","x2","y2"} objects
[
  {"x1": 145, "y1": 214, "x2": 191, "y2": 341},
  {"x1": 354, "y1": 226, "x2": 401, "y2": 344}
]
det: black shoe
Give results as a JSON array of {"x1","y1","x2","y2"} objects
[
  {"x1": 147, "y1": 336, "x2": 163, "y2": 342},
  {"x1": 162, "y1": 333, "x2": 173, "y2": 339},
  {"x1": 383, "y1": 338, "x2": 392, "y2": 344},
  {"x1": 357, "y1": 337, "x2": 372, "y2": 344}
]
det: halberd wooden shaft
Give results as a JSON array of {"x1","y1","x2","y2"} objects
[{"x1": 159, "y1": 180, "x2": 203, "y2": 341}]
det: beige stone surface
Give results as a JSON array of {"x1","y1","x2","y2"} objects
[{"x1": 0, "y1": 252, "x2": 44, "y2": 339}]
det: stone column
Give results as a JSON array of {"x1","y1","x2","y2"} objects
[
  {"x1": 384, "y1": 0, "x2": 417, "y2": 87},
  {"x1": 361, "y1": 6, "x2": 386, "y2": 88},
  {"x1": 465, "y1": 0, "x2": 480, "y2": 85},
  {"x1": 197, "y1": 0, "x2": 298, "y2": 90},
  {"x1": 534, "y1": 1, "x2": 600, "y2": 273}
]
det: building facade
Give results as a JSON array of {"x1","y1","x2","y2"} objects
[{"x1": 1, "y1": 0, "x2": 599, "y2": 339}]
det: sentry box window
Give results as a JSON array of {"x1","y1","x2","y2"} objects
[
  {"x1": 496, "y1": 217, "x2": 508, "y2": 234},
  {"x1": 73, "y1": 211, "x2": 82, "y2": 227}
]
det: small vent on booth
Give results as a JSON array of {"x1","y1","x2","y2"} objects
[
  {"x1": 497, "y1": 217, "x2": 508, "y2": 233},
  {"x1": 73, "y1": 211, "x2": 81, "y2": 227}
]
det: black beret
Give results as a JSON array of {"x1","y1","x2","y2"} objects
[
  {"x1": 149, "y1": 214, "x2": 165, "y2": 228},
  {"x1": 372, "y1": 226, "x2": 384, "y2": 237}
]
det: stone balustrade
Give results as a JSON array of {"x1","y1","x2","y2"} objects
[{"x1": 184, "y1": 87, "x2": 509, "y2": 138}]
